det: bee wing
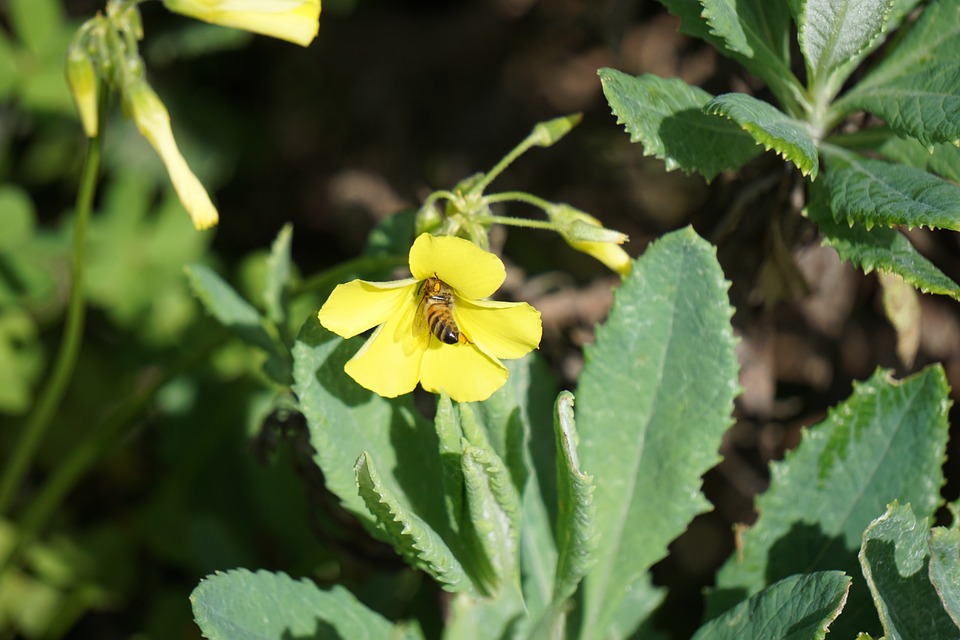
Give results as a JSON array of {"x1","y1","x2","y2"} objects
[{"x1": 413, "y1": 287, "x2": 431, "y2": 348}]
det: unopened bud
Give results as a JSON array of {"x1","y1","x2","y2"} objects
[
  {"x1": 66, "y1": 46, "x2": 98, "y2": 137},
  {"x1": 547, "y1": 203, "x2": 632, "y2": 276},
  {"x1": 530, "y1": 113, "x2": 582, "y2": 148}
]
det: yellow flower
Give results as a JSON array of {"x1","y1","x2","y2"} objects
[
  {"x1": 125, "y1": 80, "x2": 219, "y2": 230},
  {"x1": 548, "y1": 204, "x2": 632, "y2": 276},
  {"x1": 318, "y1": 234, "x2": 542, "y2": 403},
  {"x1": 163, "y1": 0, "x2": 321, "y2": 47}
]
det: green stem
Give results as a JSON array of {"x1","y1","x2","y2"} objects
[
  {"x1": 482, "y1": 191, "x2": 554, "y2": 212},
  {"x1": 0, "y1": 93, "x2": 106, "y2": 516},
  {"x1": 468, "y1": 135, "x2": 537, "y2": 196},
  {"x1": 0, "y1": 334, "x2": 228, "y2": 577},
  {"x1": 473, "y1": 215, "x2": 560, "y2": 232}
]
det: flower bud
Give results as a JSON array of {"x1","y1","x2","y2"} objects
[
  {"x1": 547, "y1": 203, "x2": 632, "y2": 276},
  {"x1": 126, "y1": 80, "x2": 219, "y2": 230},
  {"x1": 530, "y1": 113, "x2": 582, "y2": 148},
  {"x1": 65, "y1": 46, "x2": 99, "y2": 137},
  {"x1": 162, "y1": 0, "x2": 321, "y2": 47}
]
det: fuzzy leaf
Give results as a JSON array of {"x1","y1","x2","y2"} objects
[
  {"x1": 705, "y1": 93, "x2": 819, "y2": 178},
  {"x1": 461, "y1": 444, "x2": 521, "y2": 594},
  {"x1": 551, "y1": 391, "x2": 595, "y2": 603},
  {"x1": 291, "y1": 320, "x2": 451, "y2": 540},
  {"x1": 708, "y1": 366, "x2": 951, "y2": 638},
  {"x1": 860, "y1": 502, "x2": 960, "y2": 639},
  {"x1": 929, "y1": 516, "x2": 960, "y2": 627},
  {"x1": 599, "y1": 69, "x2": 761, "y2": 182},
  {"x1": 692, "y1": 572, "x2": 851, "y2": 640},
  {"x1": 831, "y1": 128, "x2": 960, "y2": 183},
  {"x1": 443, "y1": 590, "x2": 524, "y2": 640},
  {"x1": 822, "y1": 148, "x2": 960, "y2": 231},
  {"x1": 806, "y1": 180, "x2": 960, "y2": 299},
  {"x1": 263, "y1": 223, "x2": 292, "y2": 326},
  {"x1": 577, "y1": 227, "x2": 739, "y2": 636},
  {"x1": 838, "y1": 0, "x2": 960, "y2": 146},
  {"x1": 798, "y1": 0, "x2": 892, "y2": 88},
  {"x1": 355, "y1": 451, "x2": 471, "y2": 592},
  {"x1": 191, "y1": 569, "x2": 405, "y2": 640}
]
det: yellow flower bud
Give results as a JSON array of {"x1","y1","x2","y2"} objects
[
  {"x1": 65, "y1": 46, "x2": 99, "y2": 137},
  {"x1": 126, "y1": 80, "x2": 219, "y2": 230},
  {"x1": 162, "y1": 0, "x2": 321, "y2": 47},
  {"x1": 548, "y1": 204, "x2": 632, "y2": 276}
]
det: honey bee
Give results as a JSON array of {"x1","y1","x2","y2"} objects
[{"x1": 415, "y1": 276, "x2": 468, "y2": 345}]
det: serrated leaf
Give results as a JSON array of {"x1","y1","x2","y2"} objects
[
  {"x1": 799, "y1": 0, "x2": 892, "y2": 91},
  {"x1": 929, "y1": 516, "x2": 960, "y2": 627},
  {"x1": 551, "y1": 391, "x2": 595, "y2": 603},
  {"x1": 806, "y1": 179, "x2": 960, "y2": 298},
  {"x1": 191, "y1": 569, "x2": 398, "y2": 640},
  {"x1": 838, "y1": 0, "x2": 960, "y2": 146},
  {"x1": 831, "y1": 128, "x2": 960, "y2": 183},
  {"x1": 822, "y1": 148, "x2": 960, "y2": 231},
  {"x1": 599, "y1": 69, "x2": 761, "y2": 182},
  {"x1": 860, "y1": 502, "x2": 960, "y2": 639},
  {"x1": 708, "y1": 367, "x2": 951, "y2": 638},
  {"x1": 443, "y1": 590, "x2": 524, "y2": 640},
  {"x1": 693, "y1": 572, "x2": 851, "y2": 640},
  {"x1": 263, "y1": 223, "x2": 292, "y2": 326},
  {"x1": 354, "y1": 451, "x2": 471, "y2": 592},
  {"x1": 577, "y1": 226, "x2": 739, "y2": 635},
  {"x1": 461, "y1": 445, "x2": 521, "y2": 594},
  {"x1": 291, "y1": 320, "x2": 450, "y2": 539},
  {"x1": 705, "y1": 93, "x2": 820, "y2": 178}
]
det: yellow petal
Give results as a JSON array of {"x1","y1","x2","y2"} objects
[
  {"x1": 455, "y1": 298, "x2": 541, "y2": 359},
  {"x1": 318, "y1": 278, "x2": 418, "y2": 338},
  {"x1": 65, "y1": 47, "x2": 98, "y2": 137},
  {"x1": 419, "y1": 340, "x2": 508, "y2": 403},
  {"x1": 344, "y1": 298, "x2": 422, "y2": 398},
  {"x1": 570, "y1": 240, "x2": 633, "y2": 276},
  {"x1": 408, "y1": 233, "x2": 505, "y2": 300},
  {"x1": 126, "y1": 81, "x2": 219, "y2": 230},
  {"x1": 163, "y1": 0, "x2": 321, "y2": 46}
]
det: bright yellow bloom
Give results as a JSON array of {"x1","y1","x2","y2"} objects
[
  {"x1": 318, "y1": 234, "x2": 542, "y2": 403},
  {"x1": 163, "y1": 0, "x2": 321, "y2": 47},
  {"x1": 126, "y1": 80, "x2": 219, "y2": 230}
]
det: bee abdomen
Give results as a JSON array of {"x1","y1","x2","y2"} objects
[{"x1": 430, "y1": 315, "x2": 460, "y2": 345}]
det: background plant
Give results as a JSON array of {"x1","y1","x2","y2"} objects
[{"x1": 1, "y1": 0, "x2": 959, "y2": 639}]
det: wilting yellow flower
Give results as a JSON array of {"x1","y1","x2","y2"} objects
[
  {"x1": 548, "y1": 204, "x2": 632, "y2": 276},
  {"x1": 65, "y1": 46, "x2": 99, "y2": 137},
  {"x1": 163, "y1": 0, "x2": 321, "y2": 47},
  {"x1": 318, "y1": 233, "x2": 542, "y2": 403},
  {"x1": 126, "y1": 80, "x2": 219, "y2": 230}
]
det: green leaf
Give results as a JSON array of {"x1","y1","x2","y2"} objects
[
  {"x1": 806, "y1": 179, "x2": 960, "y2": 299},
  {"x1": 599, "y1": 69, "x2": 761, "y2": 182},
  {"x1": 263, "y1": 223, "x2": 292, "y2": 326},
  {"x1": 693, "y1": 572, "x2": 851, "y2": 640},
  {"x1": 708, "y1": 366, "x2": 951, "y2": 638},
  {"x1": 186, "y1": 263, "x2": 286, "y2": 364},
  {"x1": 291, "y1": 320, "x2": 450, "y2": 537},
  {"x1": 822, "y1": 148, "x2": 960, "y2": 231},
  {"x1": 831, "y1": 128, "x2": 960, "y2": 183},
  {"x1": 443, "y1": 590, "x2": 524, "y2": 640},
  {"x1": 191, "y1": 569, "x2": 398, "y2": 639},
  {"x1": 461, "y1": 444, "x2": 521, "y2": 594},
  {"x1": 705, "y1": 93, "x2": 820, "y2": 178},
  {"x1": 0, "y1": 185, "x2": 36, "y2": 251},
  {"x1": 838, "y1": 0, "x2": 960, "y2": 146},
  {"x1": 577, "y1": 226, "x2": 739, "y2": 635},
  {"x1": 929, "y1": 513, "x2": 960, "y2": 627},
  {"x1": 0, "y1": 309, "x2": 42, "y2": 415},
  {"x1": 699, "y1": 0, "x2": 792, "y2": 61},
  {"x1": 0, "y1": 32, "x2": 18, "y2": 100},
  {"x1": 8, "y1": 0, "x2": 63, "y2": 55},
  {"x1": 860, "y1": 502, "x2": 960, "y2": 639},
  {"x1": 354, "y1": 451, "x2": 471, "y2": 592},
  {"x1": 551, "y1": 391, "x2": 595, "y2": 603},
  {"x1": 798, "y1": 0, "x2": 892, "y2": 91}
]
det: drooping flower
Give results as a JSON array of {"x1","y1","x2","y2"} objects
[
  {"x1": 125, "y1": 79, "x2": 219, "y2": 230},
  {"x1": 65, "y1": 46, "x2": 99, "y2": 137},
  {"x1": 318, "y1": 233, "x2": 542, "y2": 403},
  {"x1": 547, "y1": 204, "x2": 632, "y2": 276},
  {"x1": 162, "y1": 0, "x2": 321, "y2": 47}
]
